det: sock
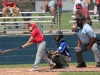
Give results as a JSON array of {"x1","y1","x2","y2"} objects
[{"x1": 42, "y1": 10, "x2": 45, "y2": 15}]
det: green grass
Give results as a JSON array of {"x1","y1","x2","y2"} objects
[
  {"x1": 0, "y1": 63, "x2": 48, "y2": 68},
  {"x1": 0, "y1": 62, "x2": 95, "y2": 68},
  {"x1": 59, "y1": 72, "x2": 100, "y2": 75}
]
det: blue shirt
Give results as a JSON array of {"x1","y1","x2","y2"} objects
[
  {"x1": 57, "y1": 41, "x2": 71, "y2": 57},
  {"x1": 77, "y1": 23, "x2": 96, "y2": 44}
]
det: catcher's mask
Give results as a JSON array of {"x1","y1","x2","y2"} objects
[
  {"x1": 76, "y1": 16, "x2": 85, "y2": 29},
  {"x1": 28, "y1": 22, "x2": 37, "y2": 29},
  {"x1": 54, "y1": 31, "x2": 63, "y2": 42},
  {"x1": 76, "y1": 3, "x2": 82, "y2": 9}
]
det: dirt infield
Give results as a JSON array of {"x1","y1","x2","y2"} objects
[{"x1": 1, "y1": 65, "x2": 100, "y2": 75}]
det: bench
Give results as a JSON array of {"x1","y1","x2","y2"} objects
[
  {"x1": 0, "y1": 12, "x2": 55, "y2": 34},
  {"x1": 69, "y1": 20, "x2": 100, "y2": 23},
  {"x1": 70, "y1": 10, "x2": 100, "y2": 23}
]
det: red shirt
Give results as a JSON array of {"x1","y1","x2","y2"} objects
[
  {"x1": 96, "y1": 0, "x2": 100, "y2": 4},
  {"x1": 2, "y1": 0, "x2": 16, "y2": 7},
  {"x1": 31, "y1": 28, "x2": 44, "y2": 44},
  {"x1": 58, "y1": 0, "x2": 62, "y2": 7}
]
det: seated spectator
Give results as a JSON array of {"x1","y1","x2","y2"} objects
[
  {"x1": 94, "y1": 0, "x2": 100, "y2": 20},
  {"x1": 0, "y1": 0, "x2": 6, "y2": 34},
  {"x1": 80, "y1": 0, "x2": 90, "y2": 18},
  {"x1": 40, "y1": 0, "x2": 56, "y2": 33},
  {"x1": 2, "y1": 0, "x2": 20, "y2": 28},
  {"x1": 17, "y1": 0, "x2": 35, "y2": 22},
  {"x1": 76, "y1": 3, "x2": 92, "y2": 26},
  {"x1": 0, "y1": 0, "x2": 2, "y2": 17},
  {"x1": 17, "y1": 0, "x2": 35, "y2": 34},
  {"x1": 71, "y1": 0, "x2": 81, "y2": 15},
  {"x1": 93, "y1": 0, "x2": 97, "y2": 16}
]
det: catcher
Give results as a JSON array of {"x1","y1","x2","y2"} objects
[{"x1": 47, "y1": 31, "x2": 71, "y2": 68}]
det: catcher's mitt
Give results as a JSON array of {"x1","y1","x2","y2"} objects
[{"x1": 47, "y1": 50, "x2": 54, "y2": 59}]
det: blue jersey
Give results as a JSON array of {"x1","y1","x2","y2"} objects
[{"x1": 57, "y1": 41, "x2": 71, "y2": 57}]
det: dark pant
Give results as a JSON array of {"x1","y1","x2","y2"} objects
[
  {"x1": 75, "y1": 43, "x2": 100, "y2": 63},
  {"x1": 22, "y1": 13, "x2": 32, "y2": 21},
  {"x1": 97, "y1": 7, "x2": 100, "y2": 16},
  {"x1": 0, "y1": 14, "x2": 2, "y2": 17}
]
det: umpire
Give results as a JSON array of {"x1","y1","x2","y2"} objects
[
  {"x1": 47, "y1": 31, "x2": 71, "y2": 68},
  {"x1": 74, "y1": 16, "x2": 100, "y2": 68}
]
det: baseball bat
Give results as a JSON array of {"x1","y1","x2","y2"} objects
[{"x1": 0, "y1": 47, "x2": 21, "y2": 54}]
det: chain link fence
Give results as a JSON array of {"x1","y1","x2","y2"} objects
[{"x1": 0, "y1": 0, "x2": 99, "y2": 34}]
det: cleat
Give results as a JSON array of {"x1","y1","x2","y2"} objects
[
  {"x1": 50, "y1": 63, "x2": 56, "y2": 70},
  {"x1": 28, "y1": 68, "x2": 37, "y2": 72},
  {"x1": 76, "y1": 62, "x2": 87, "y2": 68}
]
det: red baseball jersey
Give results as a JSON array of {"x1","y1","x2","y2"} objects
[
  {"x1": 2, "y1": 0, "x2": 16, "y2": 7},
  {"x1": 58, "y1": 0, "x2": 62, "y2": 7},
  {"x1": 31, "y1": 28, "x2": 44, "y2": 44}
]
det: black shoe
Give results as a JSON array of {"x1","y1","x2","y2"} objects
[
  {"x1": 98, "y1": 16, "x2": 100, "y2": 20},
  {"x1": 4, "y1": 31, "x2": 6, "y2": 34},
  {"x1": 39, "y1": 13, "x2": 44, "y2": 16},
  {"x1": 13, "y1": 23, "x2": 19, "y2": 29},
  {"x1": 52, "y1": 19, "x2": 55, "y2": 24},
  {"x1": 76, "y1": 62, "x2": 87, "y2": 68},
  {"x1": 1, "y1": 20, "x2": 6, "y2": 25},
  {"x1": 96, "y1": 64, "x2": 100, "y2": 67},
  {"x1": 93, "y1": 17, "x2": 97, "y2": 19}
]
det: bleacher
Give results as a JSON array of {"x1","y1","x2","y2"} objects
[
  {"x1": 69, "y1": 10, "x2": 100, "y2": 23},
  {"x1": 0, "y1": 12, "x2": 55, "y2": 34}
]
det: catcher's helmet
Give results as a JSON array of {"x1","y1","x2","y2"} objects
[
  {"x1": 28, "y1": 22, "x2": 37, "y2": 29},
  {"x1": 55, "y1": 30, "x2": 63, "y2": 36},
  {"x1": 54, "y1": 31, "x2": 63, "y2": 42},
  {"x1": 76, "y1": 3, "x2": 82, "y2": 9}
]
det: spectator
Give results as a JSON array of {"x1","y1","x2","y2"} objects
[
  {"x1": 17, "y1": 0, "x2": 35, "y2": 33},
  {"x1": 17, "y1": 0, "x2": 35, "y2": 21},
  {"x1": 74, "y1": 16, "x2": 100, "y2": 68},
  {"x1": 71, "y1": 0, "x2": 81, "y2": 32},
  {"x1": 47, "y1": 31, "x2": 71, "y2": 68},
  {"x1": 80, "y1": 0, "x2": 91, "y2": 19},
  {"x1": 71, "y1": 0, "x2": 81, "y2": 15},
  {"x1": 2, "y1": 0, "x2": 20, "y2": 28},
  {"x1": 71, "y1": 2, "x2": 92, "y2": 32},
  {"x1": 40, "y1": 0, "x2": 56, "y2": 33},
  {"x1": 76, "y1": 3, "x2": 92, "y2": 26},
  {"x1": 94, "y1": 0, "x2": 100, "y2": 20},
  {"x1": 0, "y1": 0, "x2": 6, "y2": 34},
  {"x1": 0, "y1": 0, "x2": 3, "y2": 17},
  {"x1": 93, "y1": 0, "x2": 97, "y2": 16}
]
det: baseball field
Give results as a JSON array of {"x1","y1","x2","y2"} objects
[
  {"x1": 0, "y1": 62, "x2": 100, "y2": 75},
  {"x1": 0, "y1": 11, "x2": 100, "y2": 75}
]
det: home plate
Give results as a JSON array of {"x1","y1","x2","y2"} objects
[{"x1": 7, "y1": 71, "x2": 22, "y2": 72}]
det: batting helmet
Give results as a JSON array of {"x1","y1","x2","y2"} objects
[
  {"x1": 76, "y1": 3, "x2": 82, "y2": 9},
  {"x1": 28, "y1": 22, "x2": 37, "y2": 29}
]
